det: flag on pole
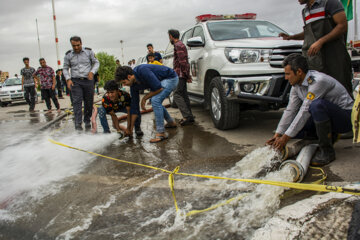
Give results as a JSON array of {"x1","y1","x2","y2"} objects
[{"x1": 341, "y1": 0, "x2": 353, "y2": 21}]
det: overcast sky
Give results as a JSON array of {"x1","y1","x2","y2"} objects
[{"x1": 0, "y1": 0, "x2": 359, "y2": 76}]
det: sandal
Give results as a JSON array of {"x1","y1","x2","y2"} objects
[
  {"x1": 150, "y1": 134, "x2": 168, "y2": 143},
  {"x1": 165, "y1": 122, "x2": 177, "y2": 128}
]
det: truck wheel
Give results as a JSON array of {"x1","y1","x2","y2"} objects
[
  {"x1": 209, "y1": 77, "x2": 240, "y2": 130},
  {"x1": 168, "y1": 91, "x2": 177, "y2": 108}
]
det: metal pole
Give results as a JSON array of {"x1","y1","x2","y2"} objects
[
  {"x1": 120, "y1": 40, "x2": 124, "y2": 65},
  {"x1": 354, "y1": 0, "x2": 358, "y2": 41},
  {"x1": 36, "y1": 19, "x2": 42, "y2": 58},
  {"x1": 51, "y1": 0, "x2": 61, "y2": 69}
]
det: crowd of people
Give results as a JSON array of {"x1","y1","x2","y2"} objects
[{"x1": 16, "y1": 0, "x2": 359, "y2": 166}]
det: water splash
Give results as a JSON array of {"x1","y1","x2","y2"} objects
[{"x1": 0, "y1": 131, "x2": 118, "y2": 220}]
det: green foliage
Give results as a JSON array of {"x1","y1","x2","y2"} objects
[{"x1": 96, "y1": 52, "x2": 117, "y2": 87}]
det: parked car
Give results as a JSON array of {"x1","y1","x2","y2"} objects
[
  {"x1": 0, "y1": 77, "x2": 38, "y2": 107},
  {"x1": 162, "y1": 13, "x2": 303, "y2": 130}
]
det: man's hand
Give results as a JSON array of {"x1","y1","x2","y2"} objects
[
  {"x1": 141, "y1": 97, "x2": 147, "y2": 111},
  {"x1": 266, "y1": 133, "x2": 282, "y2": 146},
  {"x1": 67, "y1": 79, "x2": 73, "y2": 91},
  {"x1": 279, "y1": 33, "x2": 291, "y2": 40},
  {"x1": 88, "y1": 72, "x2": 94, "y2": 80},
  {"x1": 272, "y1": 135, "x2": 291, "y2": 151},
  {"x1": 187, "y1": 78, "x2": 192, "y2": 83},
  {"x1": 307, "y1": 40, "x2": 323, "y2": 56},
  {"x1": 52, "y1": 85, "x2": 56, "y2": 90},
  {"x1": 124, "y1": 128, "x2": 132, "y2": 137}
]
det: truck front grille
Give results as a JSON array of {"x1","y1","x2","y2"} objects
[{"x1": 270, "y1": 46, "x2": 302, "y2": 68}]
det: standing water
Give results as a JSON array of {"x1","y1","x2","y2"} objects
[{"x1": 0, "y1": 116, "x2": 295, "y2": 240}]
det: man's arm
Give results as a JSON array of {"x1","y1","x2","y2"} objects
[
  {"x1": 125, "y1": 106, "x2": 131, "y2": 136},
  {"x1": 140, "y1": 88, "x2": 163, "y2": 110},
  {"x1": 307, "y1": 11, "x2": 347, "y2": 56},
  {"x1": 88, "y1": 51, "x2": 100, "y2": 80},
  {"x1": 109, "y1": 111, "x2": 121, "y2": 132},
  {"x1": 279, "y1": 31, "x2": 305, "y2": 40},
  {"x1": 63, "y1": 54, "x2": 73, "y2": 90},
  {"x1": 52, "y1": 75, "x2": 56, "y2": 90},
  {"x1": 21, "y1": 75, "x2": 24, "y2": 90}
]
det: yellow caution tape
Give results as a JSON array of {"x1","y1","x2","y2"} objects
[
  {"x1": 48, "y1": 139, "x2": 360, "y2": 218},
  {"x1": 186, "y1": 194, "x2": 247, "y2": 217},
  {"x1": 169, "y1": 167, "x2": 180, "y2": 212}
]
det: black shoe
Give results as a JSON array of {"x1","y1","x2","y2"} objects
[
  {"x1": 75, "y1": 125, "x2": 83, "y2": 131},
  {"x1": 135, "y1": 127, "x2": 144, "y2": 137},
  {"x1": 311, "y1": 120, "x2": 336, "y2": 166},
  {"x1": 85, "y1": 123, "x2": 91, "y2": 131},
  {"x1": 179, "y1": 117, "x2": 195, "y2": 126}
]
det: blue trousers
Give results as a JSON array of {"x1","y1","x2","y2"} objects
[
  {"x1": 295, "y1": 99, "x2": 352, "y2": 138},
  {"x1": 97, "y1": 106, "x2": 141, "y2": 133},
  {"x1": 151, "y1": 76, "x2": 179, "y2": 133}
]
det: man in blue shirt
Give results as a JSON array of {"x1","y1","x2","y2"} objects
[{"x1": 115, "y1": 65, "x2": 178, "y2": 143}]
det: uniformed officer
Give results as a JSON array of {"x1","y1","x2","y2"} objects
[
  {"x1": 63, "y1": 36, "x2": 100, "y2": 131},
  {"x1": 266, "y1": 53, "x2": 354, "y2": 166}
]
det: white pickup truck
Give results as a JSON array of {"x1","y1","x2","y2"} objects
[{"x1": 163, "y1": 14, "x2": 303, "y2": 130}]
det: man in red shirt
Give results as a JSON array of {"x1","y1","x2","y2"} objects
[
  {"x1": 168, "y1": 29, "x2": 195, "y2": 126},
  {"x1": 34, "y1": 58, "x2": 60, "y2": 112}
]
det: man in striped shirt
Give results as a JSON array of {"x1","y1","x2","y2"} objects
[
  {"x1": 267, "y1": 54, "x2": 353, "y2": 166},
  {"x1": 279, "y1": 0, "x2": 352, "y2": 95}
]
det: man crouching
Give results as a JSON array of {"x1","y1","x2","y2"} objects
[
  {"x1": 97, "y1": 80, "x2": 135, "y2": 137},
  {"x1": 266, "y1": 54, "x2": 353, "y2": 166}
]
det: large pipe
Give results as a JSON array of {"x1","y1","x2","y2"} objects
[{"x1": 280, "y1": 144, "x2": 318, "y2": 182}]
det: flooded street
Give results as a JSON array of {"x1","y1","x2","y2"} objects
[{"x1": 0, "y1": 106, "x2": 359, "y2": 240}]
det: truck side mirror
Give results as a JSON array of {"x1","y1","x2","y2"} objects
[{"x1": 187, "y1": 36, "x2": 205, "y2": 47}]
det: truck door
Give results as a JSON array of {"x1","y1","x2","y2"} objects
[{"x1": 187, "y1": 26, "x2": 206, "y2": 94}]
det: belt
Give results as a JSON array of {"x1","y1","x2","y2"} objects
[{"x1": 72, "y1": 77, "x2": 89, "y2": 80}]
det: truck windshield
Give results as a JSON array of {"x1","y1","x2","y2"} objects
[{"x1": 207, "y1": 20, "x2": 286, "y2": 41}]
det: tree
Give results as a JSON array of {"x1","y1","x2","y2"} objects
[{"x1": 95, "y1": 52, "x2": 117, "y2": 87}]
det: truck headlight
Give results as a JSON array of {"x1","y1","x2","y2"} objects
[
  {"x1": 225, "y1": 48, "x2": 271, "y2": 64},
  {"x1": 0, "y1": 90, "x2": 8, "y2": 95}
]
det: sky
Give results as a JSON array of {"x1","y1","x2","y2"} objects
[{"x1": 0, "y1": 0, "x2": 359, "y2": 76}]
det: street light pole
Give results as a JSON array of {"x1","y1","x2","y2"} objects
[
  {"x1": 120, "y1": 40, "x2": 124, "y2": 65},
  {"x1": 35, "y1": 19, "x2": 42, "y2": 58}
]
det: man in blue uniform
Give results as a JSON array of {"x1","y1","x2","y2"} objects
[
  {"x1": 115, "y1": 65, "x2": 178, "y2": 143},
  {"x1": 266, "y1": 54, "x2": 353, "y2": 166},
  {"x1": 63, "y1": 36, "x2": 100, "y2": 131}
]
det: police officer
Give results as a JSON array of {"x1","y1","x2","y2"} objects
[
  {"x1": 63, "y1": 36, "x2": 100, "y2": 131},
  {"x1": 266, "y1": 54, "x2": 353, "y2": 166}
]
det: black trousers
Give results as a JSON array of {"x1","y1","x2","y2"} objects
[
  {"x1": 173, "y1": 77, "x2": 193, "y2": 119},
  {"x1": 24, "y1": 85, "x2": 36, "y2": 109},
  {"x1": 72, "y1": 78, "x2": 94, "y2": 127},
  {"x1": 41, "y1": 88, "x2": 60, "y2": 110}
]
